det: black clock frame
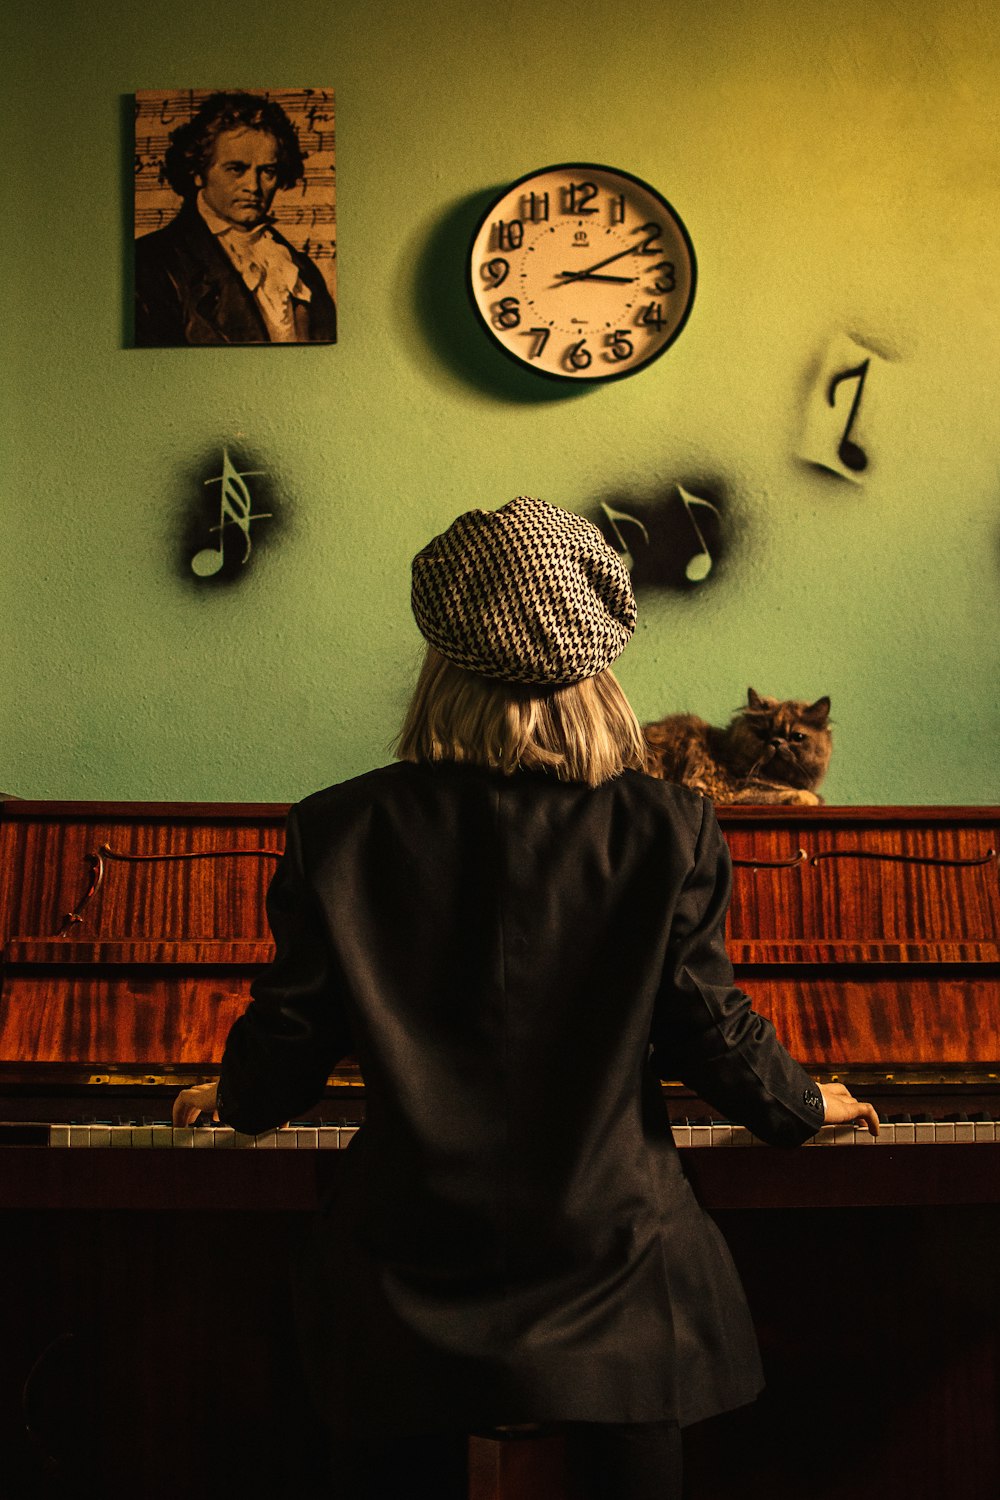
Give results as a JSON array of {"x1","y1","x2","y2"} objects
[{"x1": 465, "y1": 161, "x2": 698, "y2": 385}]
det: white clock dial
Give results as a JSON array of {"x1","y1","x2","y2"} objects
[{"x1": 468, "y1": 164, "x2": 696, "y2": 382}]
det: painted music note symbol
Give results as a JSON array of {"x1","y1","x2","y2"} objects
[
  {"x1": 191, "y1": 448, "x2": 270, "y2": 577},
  {"x1": 676, "y1": 485, "x2": 719, "y2": 582},
  {"x1": 827, "y1": 359, "x2": 870, "y2": 474},
  {"x1": 600, "y1": 502, "x2": 649, "y2": 572}
]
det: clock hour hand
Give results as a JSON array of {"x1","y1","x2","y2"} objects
[{"x1": 554, "y1": 271, "x2": 636, "y2": 285}]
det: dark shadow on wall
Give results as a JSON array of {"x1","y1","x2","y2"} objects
[
  {"x1": 590, "y1": 479, "x2": 732, "y2": 592},
  {"x1": 410, "y1": 188, "x2": 590, "y2": 406},
  {"x1": 119, "y1": 95, "x2": 136, "y2": 348}
]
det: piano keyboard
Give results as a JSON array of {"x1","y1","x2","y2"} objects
[{"x1": 3, "y1": 1119, "x2": 997, "y2": 1148}]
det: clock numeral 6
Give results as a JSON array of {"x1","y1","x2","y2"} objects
[
  {"x1": 649, "y1": 261, "x2": 675, "y2": 293},
  {"x1": 566, "y1": 339, "x2": 592, "y2": 371},
  {"x1": 494, "y1": 297, "x2": 521, "y2": 330},
  {"x1": 639, "y1": 302, "x2": 665, "y2": 331},
  {"x1": 607, "y1": 330, "x2": 634, "y2": 362},
  {"x1": 482, "y1": 257, "x2": 510, "y2": 288},
  {"x1": 494, "y1": 219, "x2": 524, "y2": 251}
]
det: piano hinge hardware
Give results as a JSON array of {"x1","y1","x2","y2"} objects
[
  {"x1": 55, "y1": 842, "x2": 283, "y2": 937},
  {"x1": 731, "y1": 849, "x2": 808, "y2": 870}
]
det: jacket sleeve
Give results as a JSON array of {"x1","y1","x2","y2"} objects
[
  {"x1": 650, "y1": 797, "x2": 825, "y2": 1147},
  {"x1": 217, "y1": 805, "x2": 355, "y2": 1134}
]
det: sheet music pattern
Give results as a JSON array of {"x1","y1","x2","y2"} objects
[{"x1": 134, "y1": 89, "x2": 336, "y2": 292}]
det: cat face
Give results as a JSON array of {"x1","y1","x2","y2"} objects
[{"x1": 727, "y1": 688, "x2": 832, "y2": 788}]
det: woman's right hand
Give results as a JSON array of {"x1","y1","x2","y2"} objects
[{"x1": 819, "y1": 1082, "x2": 879, "y2": 1136}]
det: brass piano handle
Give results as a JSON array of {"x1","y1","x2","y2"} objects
[
  {"x1": 56, "y1": 842, "x2": 283, "y2": 937},
  {"x1": 808, "y1": 847, "x2": 997, "y2": 869}
]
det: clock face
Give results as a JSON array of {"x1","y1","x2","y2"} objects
[{"x1": 467, "y1": 163, "x2": 696, "y2": 382}]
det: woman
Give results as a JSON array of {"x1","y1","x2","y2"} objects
[{"x1": 175, "y1": 496, "x2": 876, "y2": 1499}]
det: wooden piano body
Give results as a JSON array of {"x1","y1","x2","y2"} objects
[{"x1": 1, "y1": 799, "x2": 998, "y2": 1500}]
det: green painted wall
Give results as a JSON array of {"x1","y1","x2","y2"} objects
[{"x1": 4, "y1": 0, "x2": 999, "y2": 803}]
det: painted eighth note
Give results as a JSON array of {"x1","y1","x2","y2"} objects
[
  {"x1": 600, "y1": 502, "x2": 649, "y2": 572},
  {"x1": 676, "y1": 485, "x2": 719, "y2": 582},
  {"x1": 191, "y1": 448, "x2": 271, "y2": 577},
  {"x1": 800, "y1": 334, "x2": 886, "y2": 484}
]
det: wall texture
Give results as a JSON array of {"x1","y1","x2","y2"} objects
[{"x1": 4, "y1": 0, "x2": 999, "y2": 802}]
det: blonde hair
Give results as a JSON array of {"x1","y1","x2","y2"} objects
[{"x1": 396, "y1": 648, "x2": 648, "y2": 787}]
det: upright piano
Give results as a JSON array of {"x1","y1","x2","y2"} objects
[{"x1": 1, "y1": 800, "x2": 998, "y2": 1500}]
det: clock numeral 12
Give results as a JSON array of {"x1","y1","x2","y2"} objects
[{"x1": 565, "y1": 181, "x2": 598, "y2": 215}]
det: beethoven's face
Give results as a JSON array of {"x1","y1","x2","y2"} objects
[{"x1": 196, "y1": 127, "x2": 280, "y2": 228}]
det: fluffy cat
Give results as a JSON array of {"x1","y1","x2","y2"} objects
[{"x1": 643, "y1": 688, "x2": 832, "y2": 805}]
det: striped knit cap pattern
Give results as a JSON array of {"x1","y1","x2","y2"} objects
[{"x1": 411, "y1": 496, "x2": 636, "y2": 685}]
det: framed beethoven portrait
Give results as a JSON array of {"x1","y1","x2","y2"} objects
[{"x1": 134, "y1": 88, "x2": 336, "y2": 347}]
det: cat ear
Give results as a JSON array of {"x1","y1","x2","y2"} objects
[
  {"x1": 804, "y1": 696, "x2": 831, "y2": 722},
  {"x1": 747, "y1": 687, "x2": 764, "y2": 709}
]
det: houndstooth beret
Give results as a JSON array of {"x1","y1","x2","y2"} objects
[{"x1": 411, "y1": 496, "x2": 636, "y2": 685}]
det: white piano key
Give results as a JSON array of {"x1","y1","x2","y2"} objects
[
  {"x1": 671, "y1": 1125, "x2": 691, "y2": 1148},
  {"x1": 151, "y1": 1126, "x2": 174, "y2": 1148},
  {"x1": 212, "y1": 1127, "x2": 235, "y2": 1148},
  {"x1": 275, "y1": 1127, "x2": 299, "y2": 1149},
  {"x1": 954, "y1": 1121, "x2": 974, "y2": 1144},
  {"x1": 688, "y1": 1125, "x2": 713, "y2": 1148},
  {"x1": 892, "y1": 1122, "x2": 914, "y2": 1143},
  {"x1": 710, "y1": 1123, "x2": 734, "y2": 1148},
  {"x1": 934, "y1": 1121, "x2": 956, "y2": 1144},
  {"x1": 172, "y1": 1127, "x2": 195, "y2": 1147},
  {"x1": 232, "y1": 1131, "x2": 257, "y2": 1149},
  {"x1": 255, "y1": 1130, "x2": 277, "y2": 1148},
  {"x1": 812, "y1": 1125, "x2": 835, "y2": 1146},
  {"x1": 317, "y1": 1127, "x2": 341, "y2": 1149},
  {"x1": 340, "y1": 1126, "x2": 359, "y2": 1147},
  {"x1": 130, "y1": 1126, "x2": 153, "y2": 1148},
  {"x1": 731, "y1": 1126, "x2": 754, "y2": 1147},
  {"x1": 294, "y1": 1127, "x2": 319, "y2": 1149},
  {"x1": 830, "y1": 1124, "x2": 859, "y2": 1146},
  {"x1": 50, "y1": 1124, "x2": 71, "y2": 1147},
  {"x1": 68, "y1": 1125, "x2": 93, "y2": 1147},
  {"x1": 974, "y1": 1121, "x2": 996, "y2": 1143},
  {"x1": 851, "y1": 1125, "x2": 876, "y2": 1145},
  {"x1": 88, "y1": 1126, "x2": 111, "y2": 1148},
  {"x1": 110, "y1": 1126, "x2": 133, "y2": 1148},
  {"x1": 193, "y1": 1126, "x2": 216, "y2": 1148},
  {"x1": 914, "y1": 1121, "x2": 935, "y2": 1144}
]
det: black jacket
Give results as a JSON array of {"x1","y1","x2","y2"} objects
[
  {"x1": 134, "y1": 201, "x2": 337, "y2": 346},
  {"x1": 218, "y1": 761, "x2": 823, "y2": 1436}
]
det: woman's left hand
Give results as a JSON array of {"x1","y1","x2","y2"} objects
[{"x1": 172, "y1": 1080, "x2": 220, "y2": 1126}]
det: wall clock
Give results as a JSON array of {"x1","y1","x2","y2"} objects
[{"x1": 467, "y1": 163, "x2": 696, "y2": 382}]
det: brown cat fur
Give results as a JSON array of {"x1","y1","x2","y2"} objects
[{"x1": 643, "y1": 688, "x2": 832, "y2": 805}]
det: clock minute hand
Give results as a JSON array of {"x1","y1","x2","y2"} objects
[
  {"x1": 554, "y1": 271, "x2": 636, "y2": 285},
  {"x1": 553, "y1": 241, "x2": 645, "y2": 288}
]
